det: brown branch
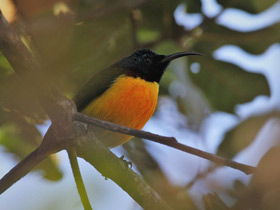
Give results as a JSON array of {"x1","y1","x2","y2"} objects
[
  {"x1": 73, "y1": 113, "x2": 257, "y2": 175},
  {"x1": 0, "y1": 10, "x2": 173, "y2": 210},
  {"x1": 0, "y1": 10, "x2": 76, "y2": 128},
  {"x1": 0, "y1": 7, "x2": 256, "y2": 210},
  {"x1": 123, "y1": 140, "x2": 197, "y2": 209},
  {"x1": 74, "y1": 123, "x2": 172, "y2": 210}
]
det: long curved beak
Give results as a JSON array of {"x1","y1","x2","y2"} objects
[{"x1": 161, "y1": 52, "x2": 203, "y2": 63}]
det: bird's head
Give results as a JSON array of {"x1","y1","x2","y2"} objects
[{"x1": 116, "y1": 49, "x2": 202, "y2": 83}]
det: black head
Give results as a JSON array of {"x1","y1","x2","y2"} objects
[{"x1": 116, "y1": 49, "x2": 202, "y2": 83}]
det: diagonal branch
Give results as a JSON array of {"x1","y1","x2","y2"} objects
[
  {"x1": 74, "y1": 123, "x2": 172, "y2": 210},
  {"x1": 0, "y1": 7, "x2": 255, "y2": 210},
  {"x1": 73, "y1": 113, "x2": 257, "y2": 175},
  {"x1": 0, "y1": 10, "x2": 173, "y2": 210},
  {"x1": 0, "y1": 10, "x2": 76, "y2": 130}
]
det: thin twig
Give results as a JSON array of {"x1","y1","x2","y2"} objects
[
  {"x1": 75, "y1": 127, "x2": 173, "y2": 210},
  {"x1": 74, "y1": 113, "x2": 256, "y2": 175},
  {"x1": 68, "y1": 150, "x2": 93, "y2": 210},
  {"x1": 0, "y1": 11, "x2": 174, "y2": 209},
  {"x1": 186, "y1": 165, "x2": 217, "y2": 190}
]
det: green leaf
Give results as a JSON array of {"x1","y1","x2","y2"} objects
[
  {"x1": 0, "y1": 52, "x2": 13, "y2": 79},
  {"x1": 217, "y1": 0, "x2": 278, "y2": 14},
  {"x1": 138, "y1": 0, "x2": 187, "y2": 39},
  {"x1": 0, "y1": 52, "x2": 13, "y2": 71},
  {"x1": 182, "y1": 0, "x2": 202, "y2": 13},
  {"x1": 70, "y1": 12, "x2": 133, "y2": 91},
  {"x1": 217, "y1": 112, "x2": 280, "y2": 159},
  {"x1": 0, "y1": 121, "x2": 62, "y2": 181},
  {"x1": 189, "y1": 58, "x2": 270, "y2": 113},
  {"x1": 0, "y1": 74, "x2": 46, "y2": 124},
  {"x1": 137, "y1": 29, "x2": 160, "y2": 43},
  {"x1": 153, "y1": 41, "x2": 181, "y2": 95},
  {"x1": 229, "y1": 180, "x2": 248, "y2": 199},
  {"x1": 194, "y1": 23, "x2": 280, "y2": 55},
  {"x1": 233, "y1": 146, "x2": 280, "y2": 209},
  {"x1": 203, "y1": 193, "x2": 230, "y2": 210}
]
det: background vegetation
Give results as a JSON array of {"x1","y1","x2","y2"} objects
[{"x1": 0, "y1": 0, "x2": 279, "y2": 209}]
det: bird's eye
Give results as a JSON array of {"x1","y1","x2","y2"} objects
[{"x1": 144, "y1": 58, "x2": 152, "y2": 65}]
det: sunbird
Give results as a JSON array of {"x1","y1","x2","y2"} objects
[
  {"x1": 74, "y1": 49, "x2": 201, "y2": 147},
  {"x1": 0, "y1": 48, "x2": 201, "y2": 194}
]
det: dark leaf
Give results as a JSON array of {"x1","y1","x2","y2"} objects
[
  {"x1": 217, "y1": 0, "x2": 278, "y2": 14},
  {"x1": 123, "y1": 138, "x2": 197, "y2": 210},
  {"x1": 0, "y1": 74, "x2": 46, "y2": 124},
  {"x1": 203, "y1": 193, "x2": 229, "y2": 210},
  {"x1": 0, "y1": 119, "x2": 62, "y2": 181},
  {"x1": 69, "y1": 11, "x2": 133, "y2": 93},
  {"x1": 217, "y1": 111, "x2": 280, "y2": 159},
  {"x1": 228, "y1": 180, "x2": 250, "y2": 204},
  {"x1": 139, "y1": 0, "x2": 185, "y2": 39},
  {"x1": 182, "y1": 0, "x2": 202, "y2": 13},
  {"x1": 195, "y1": 23, "x2": 280, "y2": 55},
  {"x1": 189, "y1": 58, "x2": 270, "y2": 113},
  {"x1": 233, "y1": 146, "x2": 280, "y2": 209}
]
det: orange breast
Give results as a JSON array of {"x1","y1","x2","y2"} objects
[{"x1": 82, "y1": 75, "x2": 159, "y2": 147}]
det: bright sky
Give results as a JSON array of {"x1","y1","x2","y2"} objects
[{"x1": 172, "y1": 0, "x2": 280, "y2": 205}]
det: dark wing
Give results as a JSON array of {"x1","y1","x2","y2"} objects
[{"x1": 73, "y1": 65, "x2": 126, "y2": 112}]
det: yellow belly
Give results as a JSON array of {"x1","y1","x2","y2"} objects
[{"x1": 82, "y1": 75, "x2": 159, "y2": 147}]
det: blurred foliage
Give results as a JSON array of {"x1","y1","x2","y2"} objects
[
  {"x1": 0, "y1": 0, "x2": 279, "y2": 209},
  {"x1": 217, "y1": 0, "x2": 278, "y2": 14},
  {"x1": 218, "y1": 111, "x2": 280, "y2": 159},
  {"x1": 198, "y1": 23, "x2": 280, "y2": 55},
  {"x1": 189, "y1": 57, "x2": 270, "y2": 113},
  {"x1": 203, "y1": 193, "x2": 230, "y2": 210},
  {"x1": 231, "y1": 146, "x2": 280, "y2": 209},
  {"x1": 0, "y1": 120, "x2": 62, "y2": 180},
  {"x1": 124, "y1": 138, "x2": 197, "y2": 209},
  {"x1": 0, "y1": 52, "x2": 13, "y2": 75}
]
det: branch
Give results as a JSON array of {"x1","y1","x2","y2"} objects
[
  {"x1": 73, "y1": 113, "x2": 256, "y2": 175},
  {"x1": 73, "y1": 123, "x2": 172, "y2": 210},
  {"x1": 0, "y1": 10, "x2": 76, "y2": 129},
  {"x1": 186, "y1": 165, "x2": 216, "y2": 190},
  {"x1": 0, "y1": 11, "x2": 173, "y2": 209},
  {"x1": 67, "y1": 150, "x2": 93, "y2": 210},
  {"x1": 123, "y1": 140, "x2": 196, "y2": 208}
]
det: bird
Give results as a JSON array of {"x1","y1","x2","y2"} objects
[
  {"x1": 0, "y1": 48, "x2": 201, "y2": 195},
  {"x1": 73, "y1": 49, "x2": 201, "y2": 147}
]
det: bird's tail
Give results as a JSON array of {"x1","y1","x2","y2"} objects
[{"x1": 0, "y1": 146, "x2": 50, "y2": 194}]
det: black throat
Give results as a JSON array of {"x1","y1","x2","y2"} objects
[{"x1": 125, "y1": 68, "x2": 165, "y2": 83}]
